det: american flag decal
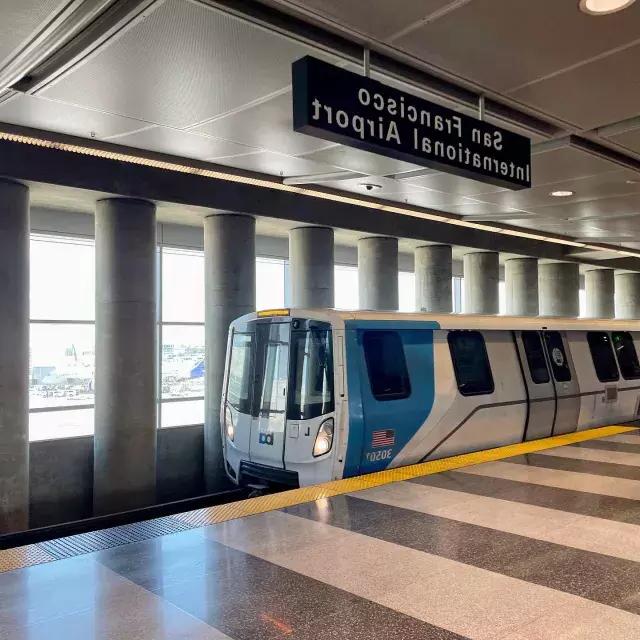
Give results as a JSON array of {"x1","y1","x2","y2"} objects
[{"x1": 371, "y1": 429, "x2": 395, "y2": 448}]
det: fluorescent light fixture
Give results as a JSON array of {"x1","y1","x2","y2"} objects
[
  {"x1": 579, "y1": 0, "x2": 637, "y2": 14},
  {"x1": 2, "y1": 129, "x2": 640, "y2": 259},
  {"x1": 550, "y1": 190, "x2": 575, "y2": 197}
]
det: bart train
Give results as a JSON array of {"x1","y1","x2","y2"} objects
[{"x1": 220, "y1": 309, "x2": 640, "y2": 488}]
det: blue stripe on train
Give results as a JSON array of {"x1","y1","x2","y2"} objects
[{"x1": 343, "y1": 320, "x2": 439, "y2": 477}]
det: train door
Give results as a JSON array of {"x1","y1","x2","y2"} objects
[
  {"x1": 355, "y1": 328, "x2": 436, "y2": 475},
  {"x1": 514, "y1": 331, "x2": 555, "y2": 440},
  {"x1": 248, "y1": 321, "x2": 290, "y2": 468},
  {"x1": 542, "y1": 330, "x2": 580, "y2": 435}
]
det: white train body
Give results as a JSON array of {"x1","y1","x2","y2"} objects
[{"x1": 221, "y1": 309, "x2": 640, "y2": 488}]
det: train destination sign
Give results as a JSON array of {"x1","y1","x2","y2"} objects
[{"x1": 292, "y1": 56, "x2": 531, "y2": 190}]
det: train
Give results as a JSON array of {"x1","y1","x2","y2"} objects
[{"x1": 220, "y1": 308, "x2": 640, "y2": 488}]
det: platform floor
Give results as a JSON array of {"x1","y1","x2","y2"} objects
[{"x1": 3, "y1": 428, "x2": 640, "y2": 639}]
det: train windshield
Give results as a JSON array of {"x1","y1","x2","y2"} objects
[
  {"x1": 289, "y1": 328, "x2": 334, "y2": 420},
  {"x1": 226, "y1": 320, "x2": 334, "y2": 420}
]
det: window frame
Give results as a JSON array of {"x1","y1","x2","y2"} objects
[
  {"x1": 447, "y1": 330, "x2": 495, "y2": 396},
  {"x1": 586, "y1": 331, "x2": 620, "y2": 383},
  {"x1": 521, "y1": 330, "x2": 551, "y2": 385},
  {"x1": 362, "y1": 330, "x2": 412, "y2": 402},
  {"x1": 611, "y1": 331, "x2": 640, "y2": 381}
]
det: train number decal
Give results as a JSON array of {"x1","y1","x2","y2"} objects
[{"x1": 365, "y1": 449, "x2": 392, "y2": 462}]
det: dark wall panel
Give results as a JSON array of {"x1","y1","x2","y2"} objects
[
  {"x1": 29, "y1": 425, "x2": 206, "y2": 528},
  {"x1": 29, "y1": 436, "x2": 93, "y2": 528}
]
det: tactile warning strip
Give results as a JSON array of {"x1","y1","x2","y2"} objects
[
  {"x1": 0, "y1": 544, "x2": 56, "y2": 573},
  {"x1": 1, "y1": 424, "x2": 637, "y2": 573},
  {"x1": 174, "y1": 424, "x2": 638, "y2": 527}
]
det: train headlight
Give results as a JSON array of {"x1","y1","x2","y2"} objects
[
  {"x1": 225, "y1": 406, "x2": 234, "y2": 441},
  {"x1": 313, "y1": 418, "x2": 334, "y2": 457}
]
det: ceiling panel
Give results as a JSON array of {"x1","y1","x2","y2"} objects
[
  {"x1": 315, "y1": 175, "x2": 471, "y2": 209},
  {"x1": 529, "y1": 146, "x2": 622, "y2": 185},
  {"x1": 110, "y1": 126, "x2": 257, "y2": 162},
  {"x1": 401, "y1": 172, "x2": 506, "y2": 197},
  {"x1": 213, "y1": 150, "x2": 337, "y2": 177},
  {"x1": 391, "y1": 0, "x2": 640, "y2": 94},
  {"x1": 41, "y1": 0, "x2": 329, "y2": 129},
  {"x1": 440, "y1": 202, "x2": 528, "y2": 217},
  {"x1": 525, "y1": 193, "x2": 640, "y2": 221},
  {"x1": 476, "y1": 168, "x2": 640, "y2": 211},
  {"x1": 300, "y1": 145, "x2": 421, "y2": 176},
  {"x1": 192, "y1": 91, "x2": 331, "y2": 156},
  {"x1": 0, "y1": 93, "x2": 146, "y2": 140},
  {"x1": 509, "y1": 44, "x2": 640, "y2": 130},
  {"x1": 281, "y1": 0, "x2": 452, "y2": 40},
  {"x1": 0, "y1": 0, "x2": 68, "y2": 68},
  {"x1": 604, "y1": 127, "x2": 640, "y2": 156}
]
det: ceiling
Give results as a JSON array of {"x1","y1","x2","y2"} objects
[{"x1": 1, "y1": 0, "x2": 640, "y2": 254}]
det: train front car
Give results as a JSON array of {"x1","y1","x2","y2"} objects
[{"x1": 221, "y1": 309, "x2": 342, "y2": 488}]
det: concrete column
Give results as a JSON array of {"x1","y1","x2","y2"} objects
[
  {"x1": 289, "y1": 226, "x2": 334, "y2": 308},
  {"x1": 463, "y1": 251, "x2": 499, "y2": 314},
  {"x1": 615, "y1": 272, "x2": 640, "y2": 319},
  {"x1": 94, "y1": 198, "x2": 157, "y2": 515},
  {"x1": 0, "y1": 179, "x2": 29, "y2": 533},
  {"x1": 358, "y1": 236, "x2": 398, "y2": 311},
  {"x1": 585, "y1": 269, "x2": 614, "y2": 319},
  {"x1": 204, "y1": 214, "x2": 255, "y2": 491},
  {"x1": 415, "y1": 244, "x2": 452, "y2": 313},
  {"x1": 538, "y1": 261, "x2": 579, "y2": 317},
  {"x1": 505, "y1": 257, "x2": 538, "y2": 316}
]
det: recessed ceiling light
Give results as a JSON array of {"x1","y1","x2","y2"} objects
[
  {"x1": 579, "y1": 0, "x2": 636, "y2": 15},
  {"x1": 550, "y1": 190, "x2": 575, "y2": 197}
]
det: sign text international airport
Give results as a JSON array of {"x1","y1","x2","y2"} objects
[{"x1": 292, "y1": 57, "x2": 531, "y2": 190}]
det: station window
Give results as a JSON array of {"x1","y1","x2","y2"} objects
[
  {"x1": 611, "y1": 332, "x2": 640, "y2": 380},
  {"x1": 448, "y1": 330, "x2": 494, "y2": 396},
  {"x1": 587, "y1": 332, "x2": 619, "y2": 383},
  {"x1": 363, "y1": 331, "x2": 411, "y2": 401},
  {"x1": 521, "y1": 331, "x2": 550, "y2": 384},
  {"x1": 543, "y1": 331, "x2": 572, "y2": 382},
  {"x1": 29, "y1": 235, "x2": 96, "y2": 442}
]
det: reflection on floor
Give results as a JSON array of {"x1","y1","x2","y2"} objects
[{"x1": 3, "y1": 430, "x2": 640, "y2": 639}]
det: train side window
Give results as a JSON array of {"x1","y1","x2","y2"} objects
[
  {"x1": 612, "y1": 332, "x2": 640, "y2": 380},
  {"x1": 587, "y1": 332, "x2": 620, "y2": 383},
  {"x1": 362, "y1": 331, "x2": 411, "y2": 401},
  {"x1": 521, "y1": 331, "x2": 550, "y2": 384},
  {"x1": 448, "y1": 330, "x2": 494, "y2": 396},
  {"x1": 543, "y1": 331, "x2": 572, "y2": 382}
]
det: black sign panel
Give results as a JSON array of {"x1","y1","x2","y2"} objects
[{"x1": 292, "y1": 56, "x2": 531, "y2": 190}]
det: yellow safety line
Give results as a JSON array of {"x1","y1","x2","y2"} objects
[
  {"x1": 173, "y1": 424, "x2": 638, "y2": 528},
  {"x1": 1, "y1": 424, "x2": 636, "y2": 573}
]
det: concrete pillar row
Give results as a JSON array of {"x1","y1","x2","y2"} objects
[
  {"x1": 358, "y1": 236, "x2": 398, "y2": 311},
  {"x1": 94, "y1": 198, "x2": 157, "y2": 516},
  {"x1": 0, "y1": 179, "x2": 29, "y2": 533},
  {"x1": 505, "y1": 257, "x2": 538, "y2": 316},
  {"x1": 538, "y1": 261, "x2": 580, "y2": 318},
  {"x1": 615, "y1": 272, "x2": 640, "y2": 319},
  {"x1": 463, "y1": 251, "x2": 499, "y2": 314},
  {"x1": 585, "y1": 269, "x2": 614, "y2": 319},
  {"x1": 415, "y1": 244, "x2": 452, "y2": 313},
  {"x1": 289, "y1": 226, "x2": 334, "y2": 308},
  {"x1": 204, "y1": 213, "x2": 255, "y2": 491}
]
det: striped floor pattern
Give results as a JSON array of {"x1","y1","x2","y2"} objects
[{"x1": 2, "y1": 429, "x2": 640, "y2": 639}]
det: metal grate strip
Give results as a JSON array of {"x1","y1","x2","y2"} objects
[{"x1": 37, "y1": 516, "x2": 193, "y2": 560}]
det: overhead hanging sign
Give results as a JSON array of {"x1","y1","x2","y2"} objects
[{"x1": 292, "y1": 56, "x2": 531, "y2": 190}]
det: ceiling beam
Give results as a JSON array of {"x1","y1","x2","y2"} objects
[{"x1": 2, "y1": 122, "x2": 639, "y2": 271}]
